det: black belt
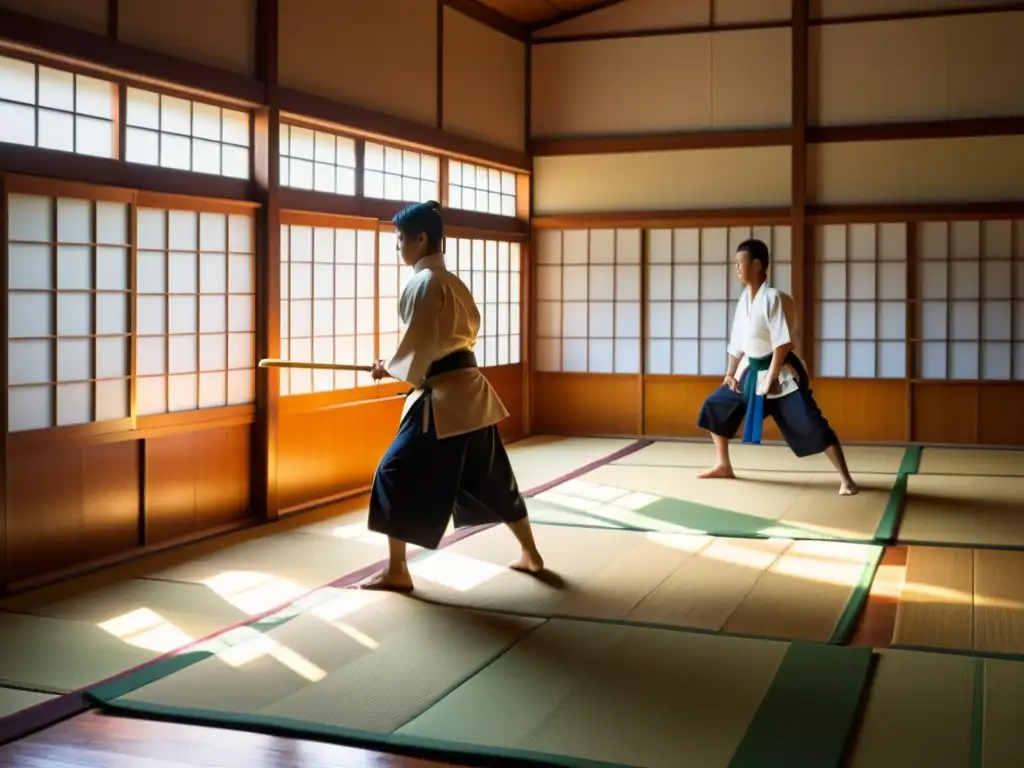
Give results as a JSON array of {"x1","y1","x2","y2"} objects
[{"x1": 424, "y1": 349, "x2": 478, "y2": 380}]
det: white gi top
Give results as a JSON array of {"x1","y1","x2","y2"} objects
[
  {"x1": 727, "y1": 283, "x2": 802, "y2": 399},
  {"x1": 387, "y1": 253, "x2": 509, "y2": 438}
]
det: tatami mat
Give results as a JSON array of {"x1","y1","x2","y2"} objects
[
  {"x1": 409, "y1": 525, "x2": 881, "y2": 643},
  {"x1": 527, "y1": 464, "x2": 899, "y2": 542},
  {"x1": 145, "y1": 531, "x2": 387, "y2": 591},
  {"x1": 848, "y1": 649, "x2": 1024, "y2": 768},
  {"x1": 98, "y1": 608, "x2": 872, "y2": 768},
  {"x1": 918, "y1": 447, "x2": 1024, "y2": 477},
  {"x1": 13, "y1": 578, "x2": 253, "y2": 643},
  {"x1": 893, "y1": 546, "x2": 1024, "y2": 656},
  {"x1": 847, "y1": 649, "x2": 975, "y2": 767},
  {"x1": 614, "y1": 440, "x2": 908, "y2": 474},
  {"x1": 0, "y1": 686, "x2": 55, "y2": 719},
  {"x1": 0, "y1": 611, "x2": 161, "y2": 693},
  {"x1": 898, "y1": 474, "x2": 1024, "y2": 548},
  {"x1": 507, "y1": 435, "x2": 640, "y2": 492},
  {"x1": 108, "y1": 592, "x2": 538, "y2": 733},
  {"x1": 403, "y1": 624, "x2": 870, "y2": 768}
]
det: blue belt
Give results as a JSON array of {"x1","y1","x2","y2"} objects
[{"x1": 741, "y1": 354, "x2": 772, "y2": 445}]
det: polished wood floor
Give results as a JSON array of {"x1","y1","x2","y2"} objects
[{"x1": 0, "y1": 712, "x2": 462, "y2": 768}]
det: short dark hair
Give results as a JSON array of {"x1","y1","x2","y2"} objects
[
  {"x1": 393, "y1": 200, "x2": 443, "y2": 252},
  {"x1": 737, "y1": 238, "x2": 770, "y2": 273}
]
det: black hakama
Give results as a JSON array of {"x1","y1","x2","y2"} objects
[
  {"x1": 696, "y1": 353, "x2": 838, "y2": 458},
  {"x1": 368, "y1": 394, "x2": 528, "y2": 550}
]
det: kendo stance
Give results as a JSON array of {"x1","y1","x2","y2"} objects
[
  {"x1": 360, "y1": 201, "x2": 545, "y2": 592},
  {"x1": 696, "y1": 239, "x2": 859, "y2": 496}
]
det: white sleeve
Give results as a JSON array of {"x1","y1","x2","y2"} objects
[
  {"x1": 765, "y1": 292, "x2": 793, "y2": 350},
  {"x1": 386, "y1": 281, "x2": 444, "y2": 386},
  {"x1": 727, "y1": 301, "x2": 745, "y2": 359}
]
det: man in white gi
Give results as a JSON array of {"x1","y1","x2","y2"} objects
[
  {"x1": 696, "y1": 239, "x2": 859, "y2": 496},
  {"x1": 361, "y1": 201, "x2": 544, "y2": 592}
]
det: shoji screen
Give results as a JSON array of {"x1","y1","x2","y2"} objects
[
  {"x1": 280, "y1": 222, "x2": 377, "y2": 394},
  {"x1": 135, "y1": 207, "x2": 256, "y2": 414},
  {"x1": 447, "y1": 237, "x2": 522, "y2": 366},
  {"x1": 7, "y1": 193, "x2": 131, "y2": 431},
  {"x1": 376, "y1": 229, "x2": 413, "y2": 364},
  {"x1": 917, "y1": 220, "x2": 1024, "y2": 380},
  {"x1": 646, "y1": 225, "x2": 792, "y2": 375},
  {"x1": 534, "y1": 229, "x2": 642, "y2": 374},
  {"x1": 814, "y1": 223, "x2": 908, "y2": 378}
]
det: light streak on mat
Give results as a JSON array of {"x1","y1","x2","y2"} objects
[
  {"x1": 97, "y1": 608, "x2": 195, "y2": 653},
  {"x1": 411, "y1": 551, "x2": 506, "y2": 592},
  {"x1": 202, "y1": 571, "x2": 309, "y2": 615}
]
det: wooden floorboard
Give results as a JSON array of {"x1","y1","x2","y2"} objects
[
  {"x1": 0, "y1": 711, "x2": 463, "y2": 767},
  {"x1": 849, "y1": 545, "x2": 907, "y2": 648}
]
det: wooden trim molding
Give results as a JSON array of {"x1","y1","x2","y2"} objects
[
  {"x1": 807, "y1": 202, "x2": 1024, "y2": 224},
  {"x1": 533, "y1": 19, "x2": 787, "y2": 45},
  {"x1": 0, "y1": 145, "x2": 256, "y2": 201},
  {"x1": 279, "y1": 188, "x2": 528, "y2": 235},
  {"x1": 808, "y1": 117, "x2": 1024, "y2": 144},
  {"x1": 531, "y1": 118, "x2": 1024, "y2": 157},
  {"x1": 811, "y1": 2, "x2": 1024, "y2": 25},
  {"x1": 531, "y1": 208, "x2": 792, "y2": 229},
  {"x1": 278, "y1": 90, "x2": 529, "y2": 172},
  {"x1": 532, "y1": 202, "x2": 1024, "y2": 230},
  {"x1": 531, "y1": 128, "x2": 793, "y2": 156},
  {"x1": 529, "y1": 2, "x2": 1024, "y2": 44}
]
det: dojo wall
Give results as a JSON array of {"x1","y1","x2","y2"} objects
[
  {"x1": 529, "y1": 1, "x2": 1024, "y2": 446},
  {"x1": 0, "y1": 0, "x2": 528, "y2": 591}
]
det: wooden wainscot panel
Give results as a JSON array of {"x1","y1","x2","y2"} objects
[
  {"x1": 810, "y1": 379, "x2": 907, "y2": 443},
  {"x1": 911, "y1": 382, "x2": 979, "y2": 445},
  {"x1": 484, "y1": 365, "x2": 524, "y2": 442},
  {"x1": 533, "y1": 373, "x2": 641, "y2": 436},
  {"x1": 144, "y1": 423, "x2": 253, "y2": 545},
  {"x1": 6, "y1": 438, "x2": 140, "y2": 583},
  {"x1": 644, "y1": 375, "x2": 783, "y2": 441},
  {"x1": 976, "y1": 383, "x2": 1024, "y2": 447},
  {"x1": 276, "y1": 396, "x2": 406, "y2": 512}
]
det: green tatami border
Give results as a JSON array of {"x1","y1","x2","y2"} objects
[
  {"x1": 829, "y1": 545, "x2": 885, "y2": 645},
  {"x1": 90, "y1": 632, "x2": 878, "y2": 768},
  {"x1": 971, "y1": 656, "x2": 985, "y2": 768},
  {"x1": 888, "y1": 643, "x2": 1024, "y2": 664},
  {"x1": 529, "y1": 447, "x2": 921, "y2": 546},
  {"x1": 898, "y1": 445, "x2": 923, "y2": 476},
  {"x1": 728, "y1": 642, "x2": 875, "y2": 768}
]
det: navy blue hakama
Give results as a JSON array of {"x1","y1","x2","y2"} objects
[
  {"x1": 696, "y1": 354, "x2": 838, "y2": 458},
  {"x1": 368, "y1": 394, "x2": 528, "y2": 550}
]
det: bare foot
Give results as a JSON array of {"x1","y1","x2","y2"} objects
[
  {"x1": 355, "y1": 569, "x2": 414, "y2": 593},
  {"x1": 839, "y1": 480, "x2": 859, "y2": 497},
  {"x1": 510, "y1": 550, "x2": 545, "y2": 574},
  {"x1": 697, "y1": 465, "x2": 735, "y2": 479}
]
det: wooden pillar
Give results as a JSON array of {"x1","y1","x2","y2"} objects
[
  {"x1": 0, "y1": 174, "x2": 8, "y2": 593},
  {"x1": 906, "y1": 223, "x2": 919, "y2": 442},
  {"x1": 253, "y1": 0, "x2": 281, "y2": 521},
  {"x1": 523, "y1": 40, "x2": 534, "y2": 436},
  {"x1": 791, "y1": 0, "x2": 811, "y2": 370},
  {"x1": 107, "y1": 0, "x2": 118, "y2": 40},
  {"x1": 437, "y1": 0, "x2": 445, "y2": 131}
]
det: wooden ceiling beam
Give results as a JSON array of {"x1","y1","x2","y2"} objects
[
  {"x1": 441, "y1": 0, "x2": 530, "y2": 40},
  {"x1": 529, "y1": 0, "x2": 631, "y2": 31}
]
